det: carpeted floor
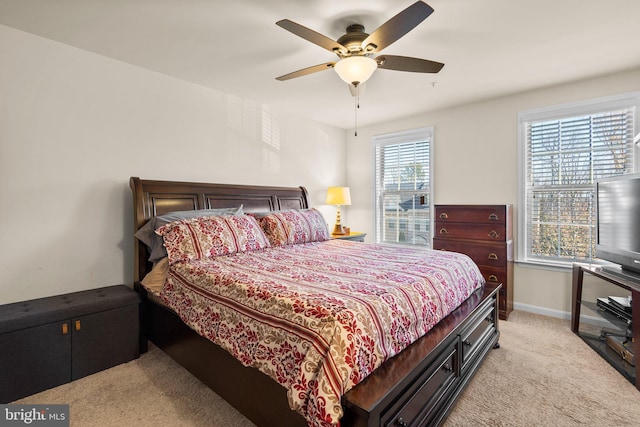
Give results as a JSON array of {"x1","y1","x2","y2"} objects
[
  {"x1": 14, "y1": 311, "x2": 640, "y2": 426},
  {"x1": 443, "y1": 311, "x2": 640, "y2": 426}
]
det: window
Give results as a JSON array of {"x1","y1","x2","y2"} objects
[
  {"x1": 519, "y1": 93, "x2": 639, "y2": 267},
  {"x1": 374, "y1": 128, "x2": 432, "y2": 247}
]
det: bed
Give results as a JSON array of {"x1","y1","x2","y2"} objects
[{"x1": 130, "y1": 177, "x2": 500, "y2": 427}]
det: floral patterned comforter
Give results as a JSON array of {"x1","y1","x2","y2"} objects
[{"x1": 158, "y1": 239, "x2": 484, "y2": 426}]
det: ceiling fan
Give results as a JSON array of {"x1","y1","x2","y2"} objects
[{"x1": 275, "y1": 1, "x2": 444, "y2": 89}]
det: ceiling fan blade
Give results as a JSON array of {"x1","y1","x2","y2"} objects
[
  {"x1": 277, "y1": 19, "x2": 348, "y2": 54},
  {"x1": 362, "y1": 1, "x2": 434, "y2": 53},
  {"x1": 376, "y1": 55, "x2": 444, "y2": 73},
  {"x1": 276, "y1": 62, "x2": 336, "y2": 81}
]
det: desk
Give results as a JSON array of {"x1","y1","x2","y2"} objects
[{"x1": 571, "y1": 263, "x2": 640, "y2": 389}]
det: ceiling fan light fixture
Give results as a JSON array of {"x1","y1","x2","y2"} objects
[{"x1": 334, "y1": 56, "x2": 377, "y2": 85}]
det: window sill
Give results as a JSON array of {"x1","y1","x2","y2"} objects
[
  {"x1": 515, "y1": 259, "x2": 615, "y2": 273},
  {"x1": 515, "y1": 259, "x2": 573, "y2": 273}
]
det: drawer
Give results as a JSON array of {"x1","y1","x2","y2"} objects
[
  {"x1": 383, "y1": 345, "x2": 458, "y2": 427},
  {"x1": 478, "y1": 266, "x2": 507, "y2": 313},
  {"x1": 460, "y1": 302, "x2": 496, "y2": 373},
  {"x1": 433, "y1": 238, "x2": 508, "y2": 267},
  {"x1": 434, "y1": 222, "x2": 507, "y2": 242},
  {"x1": 478, "y1": 265, "x2": 505, "y2": 285},
  {"x1": 435, "y1": 205, "x2": 508, "y2": 225}
]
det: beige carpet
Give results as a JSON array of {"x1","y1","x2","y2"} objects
[{"x1": 14, "y1": 311, "x2": 640, "y2": 426}]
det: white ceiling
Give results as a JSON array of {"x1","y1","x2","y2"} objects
[{"x1": 1, "y1": 0, "x2": 639, "y2": 129}]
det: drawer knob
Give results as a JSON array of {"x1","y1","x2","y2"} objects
[
  {"x1": 488, "y1": 274, "x2": 498, "y2": 282},
  {"x1": 439, "y1": 228, "x2": 449, "y2": 235},
  {"x1": 488, "y1": 230, "x2": 499, "y2": 239},
  {"x1": 439, "y1": 212, "x2": 448, "y2": 219},
  {"x1": 444, "y1": 363, "x2": 453, "y2": 373},
  {"x1": 488, "y1": 253, "x2": 499, "y2": 260},
  {"x1": 62, "y1": 323, "x2": 69, "y2": 335},
  {"x1": 464, "y1": 339, "x2": 472, "y2": 347},
  {"x1": 488, "y1": 213, "x2": 499, "y2": 221},
  {"x1": 396, "y1": 418, "x2": 408, "y2": 427}
]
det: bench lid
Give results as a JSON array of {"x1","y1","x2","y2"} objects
[{"x1": 0, "y1": 285, "x2": 139, "y2": 334}]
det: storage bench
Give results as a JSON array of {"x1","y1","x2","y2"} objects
[{"x1": 0, "y1": 285, "x2": 140, "y2": 403}]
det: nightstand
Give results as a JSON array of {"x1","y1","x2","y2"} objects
[{"x1": 331, "y1": 232, "x2": 367, "y2": 242}]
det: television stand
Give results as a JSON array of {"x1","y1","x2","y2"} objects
[{"x1": 571, "y1": 263, "x2": 640, "y2": 390}]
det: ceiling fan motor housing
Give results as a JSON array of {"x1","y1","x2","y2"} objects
[{"x1": 336, "y1": 24, "x2": 375, "y2": 57}]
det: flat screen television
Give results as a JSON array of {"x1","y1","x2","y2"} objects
[{"x1": 596, "y1": 173, "x2": 640, "y2": 274}]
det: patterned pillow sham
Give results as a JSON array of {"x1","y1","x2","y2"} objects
[
  {"x1": 254, "y1": 208, "x2": 330, "y2": 247},
  {"x1": 156, "y1": 214, "x2": 270, "y2": 264},
  {"x1": 135, "y1": 206, "x2": 243, "y2": 262}
]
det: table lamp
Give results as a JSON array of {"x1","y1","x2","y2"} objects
[{"x1": 326, "y1": 186, "x2": 351, "y2": 235}]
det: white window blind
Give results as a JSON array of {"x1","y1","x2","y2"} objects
[
  {"x1": 374, "y1": 128, "x2": 432, "y2": 247},
  {"x1": 520, "y1": 94, "x2": 638, "y2": 266}
]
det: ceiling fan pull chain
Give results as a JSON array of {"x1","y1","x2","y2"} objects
[{"x1": 354, "y1": 86, "x2": 359, "y2": 136}]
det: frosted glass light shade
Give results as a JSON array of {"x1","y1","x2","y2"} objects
[{"x1": 334, "y1": 56, "x2": 377, "y2": 85}]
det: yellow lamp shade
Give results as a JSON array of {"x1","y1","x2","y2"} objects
[{"x1": 326, "y1": 187, "x2": 352, "y2": 206}]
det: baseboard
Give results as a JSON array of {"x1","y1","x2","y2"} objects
[
  {"x1": 514, "y1": 302, "x2": 571, "y2": 320},
  {"x1": 514, "y1": 302, "x2": 610, "y2": 328}
]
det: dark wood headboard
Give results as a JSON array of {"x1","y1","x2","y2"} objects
[{"x1": 129, "y1": 177, "x2": 309, "y2": 282}]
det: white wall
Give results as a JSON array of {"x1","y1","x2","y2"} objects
[
  {"x1": 346, "y1": 67, "x2": 640, "y2": 317},
  {"x1": 0, "y1": 25, "x2": 347, "y2": 304}
]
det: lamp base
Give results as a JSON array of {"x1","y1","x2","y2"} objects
[{"x1": 332, "y1": 224, "x2": 346, "y2": 235}]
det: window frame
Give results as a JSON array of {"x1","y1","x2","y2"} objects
[
  {"x1": 372, "y1": 127, "x2": 434, "y2": 247},
  {"x1": 517, "y1": 92, "x2": 640, "y2": 269}
]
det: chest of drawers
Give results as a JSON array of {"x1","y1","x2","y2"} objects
[{"x1": 433, "y1": 205, "x2": 513, "y2": 320}]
